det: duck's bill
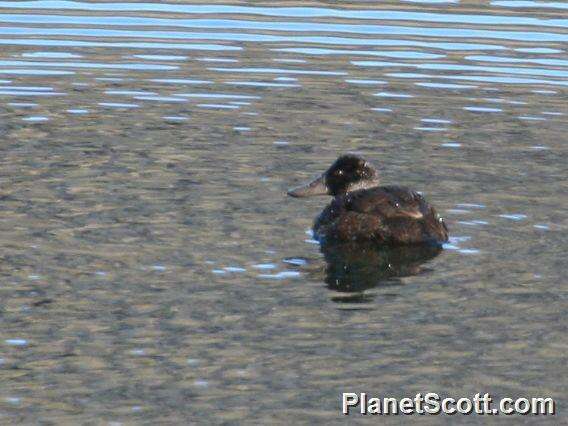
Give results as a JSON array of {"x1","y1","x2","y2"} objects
[{"x1": 287, "y1": 175, "x2": 328, "y2": 198}]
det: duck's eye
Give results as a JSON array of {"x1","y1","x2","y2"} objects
[{"x1": 336, "y1": 170, "x2": 344, "y2": 176}]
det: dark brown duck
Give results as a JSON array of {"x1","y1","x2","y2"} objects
[{"x1": 287, "y1": 154, "x2": 449, "y2": 246}]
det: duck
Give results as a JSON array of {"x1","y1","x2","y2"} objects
[{"x1": 287, "y1": 154, "x2": 449, "y2": 246}]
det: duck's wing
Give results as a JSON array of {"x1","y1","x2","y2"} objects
[
  {"x1": 316, "y1": 186, "x2": 448, "y2": 245},
  {"x1": 344, "y1": 186, "x2": 428, "y2": 220}
]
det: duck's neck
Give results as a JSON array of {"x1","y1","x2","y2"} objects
[{"x1": 341, "y1": 179, "x2": 380, "y2": 195}]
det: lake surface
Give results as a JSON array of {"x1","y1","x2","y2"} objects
[{"x1": 0, "y1": 0, "x2": 566, "y2": 423}]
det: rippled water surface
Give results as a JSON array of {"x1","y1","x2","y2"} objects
[{"x1": 0, "y1": 0, "x2": 567, "y2": 423}]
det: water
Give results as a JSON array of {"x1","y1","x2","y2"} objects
[{"x1": 0, "y1": 0, "x2": 566, "y2": 423}]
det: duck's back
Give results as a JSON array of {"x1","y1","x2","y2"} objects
[{"x1": 314, "y1": 185, "x2": 448, "y2": 245}]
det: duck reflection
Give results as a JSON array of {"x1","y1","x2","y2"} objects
[{"x1": 320, "y1": 241, "x2": 442, "y2": 297}]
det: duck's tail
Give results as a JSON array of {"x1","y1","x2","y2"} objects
[{"x1": 425, "y1": 207, "x2": 449, "y2": 245}]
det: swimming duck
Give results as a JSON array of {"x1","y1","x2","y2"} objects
[{"x1": 287, "y1": 154, "x2": 449, "y2": 245}]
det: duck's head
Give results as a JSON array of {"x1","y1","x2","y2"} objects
[{"x1": 288, "y1": 154, "x2": 379, "y2": 198}]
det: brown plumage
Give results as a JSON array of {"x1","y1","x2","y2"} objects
[{"x1": 288, "y1": 155, "x2": 449, "y2": 246}]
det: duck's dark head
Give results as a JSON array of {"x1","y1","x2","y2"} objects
[{"x1": 288, "y1": 154, "x2": 379, "y2": 198}]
